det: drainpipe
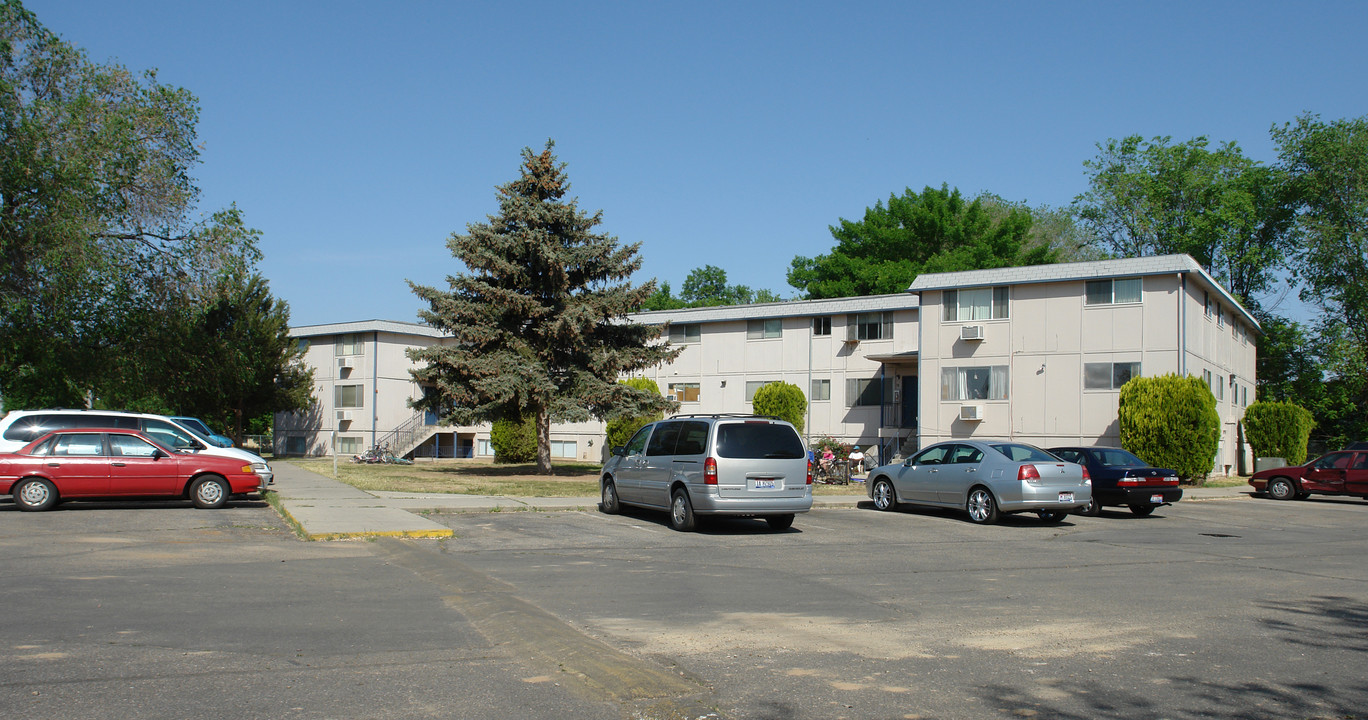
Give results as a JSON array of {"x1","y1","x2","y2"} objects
[
  {"x1": 806, "y1": 317, "x2": 812, "y2": 446},
  {"x1": 1178, "y1": 275, "x2": 1187, "y2": 376},
  {"x1": 372, "y1": 331, "x2": 380, "y2": 448}
]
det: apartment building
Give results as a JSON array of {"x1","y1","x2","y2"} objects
[{"x1": 275, "y1": 254, "x2": 1258, "y2": 475}]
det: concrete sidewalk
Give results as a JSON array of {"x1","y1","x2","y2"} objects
[{"x1": 267, "y1": 461, "x2": 1254, "y2": 540}]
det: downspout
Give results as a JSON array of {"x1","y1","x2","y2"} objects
[
  {"x1": 372, "y1": 331, "x2": 380, "y2": 448},
  {"x1": 1178, "y1": 275, "x2": 1187, "y2": 376},
  {"x1": 806, "y1": 317, "x2": 812, "y2": 447}
]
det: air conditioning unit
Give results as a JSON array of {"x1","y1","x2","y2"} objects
[
  {"x1": 960, "y1": 325, "x2": 985, "y2": 341},
  {"x1": 337, "y1": 358, "x2": 354, "y2": 370},
  {"x1": 959, "y1": 405, "x2": 983, "y2": 421},
  {"x1": 336, "y1": 410, "x2": 353, "y2": 422}
]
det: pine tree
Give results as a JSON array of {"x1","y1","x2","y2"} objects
[{"x1": 408, "y1": 141, "x2": 679, "y2": 473}]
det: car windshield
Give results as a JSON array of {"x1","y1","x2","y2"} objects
[
  {"x1": 1095, "y1": 449, "x2": 1147, "y2": 467},
  {"x1": 715, "y1": 423, "x2": 805, "y2": 459},
  {"x1": 989, "y1": 443, "x2": 1057, "y2": 463},
  {"x1": 175, "y1": 417, "x2": 212, "y2": 436}
]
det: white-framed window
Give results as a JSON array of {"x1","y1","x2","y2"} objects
[
  {"x1": 550, "y1": 440, "x2": 576, "y2": 458},
  {"x1": 943, "y1": 287, "x2": 1009, "y2": 321},
  {"x1": 940, "y1": 366, "x2": 1009, "y2": 401},
  {"x1": 335, "y1": 384, "x2": 364, "y2": 408},
  {"x1": 746, "y1": 319, "x2": 782, "y2": 340},
  {"x1": 847, "y1": 312, "x2": 893, "y2": 341},
  {"x1": 336, "y1": 436, "x2": 362, "y2": 454},
  {"x1": 1217, "y1": 306, "x2": 1225, "y2": 328},
  {"x1": 1204, "y1": 291, "x2": 1214, "y2": 317},
  {"x1": 813, "y1": 317, "x2": 831, "y2": 336},
  {"x1": 1084, "y1": 362, "x2": 1141, "y2": 390},
  {"x1": 745, "y1": 380, "x2": 776, "y2": 402},
  {"x1": 1242, "y1": 385, "x2": 1249, "y2": 407},
  {"x1": 477, "y1": 439, "x2": 493, "y2": 456},
  {"x1": 846, "y1": 378, "x2": 886, "y2": 407},
  {"x1": 335, "y1": 333, "x2": 363, "y2": 356},
  {"x1": 668, "y1": 323, "x2": 701, "y2": 344},
  {"x1": 296, "y1": 338, "x2": 311, "y2": 353},
  {"x1": 668, "y1": 382, "x2": 700, "y2": 402},
  {"x1": 1085, "y1": 278, "x2": 1142, "y2": 305},
  {"x1": 811, "y1": 379, "x2": 831, "y2": 401}
]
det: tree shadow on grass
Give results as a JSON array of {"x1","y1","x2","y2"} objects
[{"x1": 426, "y1": 462, "x2": 601, "y2": 478}]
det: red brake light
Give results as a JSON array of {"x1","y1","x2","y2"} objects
[
  {"x1": 806, "y1": 459, "x2": 813, "y2": 485},
  {"x1": 1080, "y1": 466, "x2": 1091, "y2": 482},
  {"x1": 1018, "y1": 464, "x2": 1041, "y2": 481},
  {"x1": 704, "y1": 457, "x2": 718, "y2": 485}
]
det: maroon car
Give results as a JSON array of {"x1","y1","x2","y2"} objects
[
  {"x1": 0, "y1": 428, "x2": 264, "y2": 511},
  {"x1": 1249, "y1": 450, "x2": 1368, "y2": 501}
]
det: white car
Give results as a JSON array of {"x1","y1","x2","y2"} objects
[{"x1": 0, "y1": 410, "x2": 272, "y2": 486}]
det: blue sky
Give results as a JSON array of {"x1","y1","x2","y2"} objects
[{"x1": 26, "y1": 1, "x2": 1368, "y2": 327}]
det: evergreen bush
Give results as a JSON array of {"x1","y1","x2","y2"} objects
[
  {"x1": 752, "y1": 381, "x2": 807, "y2": 434},
  {"x1": 605, "y1": 378, "x2": 665, "y2": 450},
  {"x1": 1243, "y1": 401, "x2": 1315, "y2": 466},
  {"x1": 490, "y1": 415, "x2": 538, "y2": 463},
  {"x1": 1118, "y1": 373, "x2": 1220, "y2": 483}
]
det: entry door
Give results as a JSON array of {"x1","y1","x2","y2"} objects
[{"x1": 901, "y1": 376, "x2": 918, "y2": 428}]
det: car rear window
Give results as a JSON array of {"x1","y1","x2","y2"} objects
[
  {"x1": 714, "y1": 423, "x2": 805, "y2": 459},
  {"x1": 1095, "y1": 449, "x2": 1146, "y2": 467},
  {"x1": 990, "y1": 443, "x2": 1057, "y2": 463}
]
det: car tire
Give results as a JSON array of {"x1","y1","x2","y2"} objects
[
  {"x1": 13, "y1": 477, "x2": 58, "y2": 512},
  {"x1": 1129, "y1": 504, "x2": 1156, "y2": 517},
  {"x1": 1037, "y1": 509, "x2": 1069, "y2": 523},
  {"x1": 600, "y1": 479, "x2": 621, "y2": 514},
  {"x1": 766, "y1": 514, "x2": 795, "y2": 531},
  {"x1": 1075, "y1": 497, "x2": 1101, "y2": 516},
  {"x1": 190, "y1": 475, "x2": 230, "y2": 509},
  {"x1": 871, "y1": 478, "x2": 896, "y2": 511},
  {"x1": 1266, "y1": 477, "x2": 1296, "y2": 501},
  {"x1": 669, "y1": 489, "x2": 697, "y2": 532},
  {"x1": 966, "y1": 487, "x2": 999, "y2": 524}
]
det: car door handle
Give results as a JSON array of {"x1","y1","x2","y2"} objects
[
  {"x1": 966, "y1": 468, "x2": 978, "y2": 473},
  {"x1": 47, "y1": 463, "x2": 60, "y2": 467},
  {"x1": 112, "y1": 462, "x2": 126, "y2": 467}
]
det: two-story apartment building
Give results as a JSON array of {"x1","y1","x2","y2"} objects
[{"x1": 275, "y1": 254, "x2": 1258, "y2": 475}]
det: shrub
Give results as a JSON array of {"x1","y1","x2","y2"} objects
[
  {"x1": 810, "y1": 436, "x2": 850, "y2": 461},
  {"x1": 752, "y1": 381, "x2": 807, "y2": 434},
  {"x1": 605, "y1": 377, "x2": 664, "y2": 450},
  {"x1": 1118, "y1": 373, "x2": 1220, "y2": 483},
  {"x1": 490, "y1": 415, "x2": 537, "y2": 463},
  {"x1": 1243, "y1": 401, "x2": 1315, "y2": 466}
]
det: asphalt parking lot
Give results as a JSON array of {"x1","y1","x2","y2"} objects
[{"x1": 3, "y1": 494, "x2": 1367, "y2": 720}]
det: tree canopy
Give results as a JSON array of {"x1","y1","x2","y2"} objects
[
  {"x1": 640, "y1": 266, "x2": 782, "y2": 310},
  {"x1": 787, "y1": 184, "x2": 1060, "y2": 299},
  {"x1": 409, "y1": 141, "x2": 680, "y2": 473}
]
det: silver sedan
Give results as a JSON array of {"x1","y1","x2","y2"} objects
[{"x1": 866, "y1": 440, "x2": 1092, "y2": 524}]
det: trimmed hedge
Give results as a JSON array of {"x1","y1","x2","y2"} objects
[
  {"x1": 1242, "y1": 401, "x2": 1315, "y2": 466},
  {"x1": 605, "y1": 377, "x2": 665, "y2": 450},
  {"x1": 490, "y1": 415, "x2": 537, "y2": 463},
  {"x1": 1118, "y1": 373, "x2": 1220, "y2": 482},
  {"x1": 752, "y1": 381, "x2": 807, "y2": 434}
]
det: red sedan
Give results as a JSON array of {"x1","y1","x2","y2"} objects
[
  {"x1": 0, "y1": 428, "x2": 264, "y2": 511},
  {"x1": 1249, "y1": 450, "x2": 1368, "y2": 501}
]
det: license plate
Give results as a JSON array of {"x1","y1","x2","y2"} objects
[
  {"x1": 751, "y1": 479, "x2": 777, "y2": 490},
  {"x1": 1150, "y1": 494, "x2": 1164, "y2": 504},
  {"x1": 1058, "y1": 492, "x2": 1074, "y2": 502}
]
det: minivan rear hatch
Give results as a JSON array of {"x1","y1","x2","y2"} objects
[{"x1": 712, "y1": 421, "x2": 808, "y2": 498}]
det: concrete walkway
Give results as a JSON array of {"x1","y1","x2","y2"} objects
[{"x1": 267, "y1": 461, "x2": 1253, "y2": 540}]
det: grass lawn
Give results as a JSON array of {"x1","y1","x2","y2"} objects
[{"x1": 285, "y1": 458, "x2": 864, "y2": 497}]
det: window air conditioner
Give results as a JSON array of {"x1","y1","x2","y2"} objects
[
  {"x1": 336, "y1": 410, "x2": 353, "y2": 422},
  {"x1": 959, "y1": 405, "x2": 983, "y2": 421},
  {"x1": 338, "y1": 358, "x2": 354, "y2": 370},
  {"x1": 960, "y1": 325, "x2": 985, "y2": 341}
]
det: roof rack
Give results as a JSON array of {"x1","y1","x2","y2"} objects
[{"x1": 668, "y1": 413, "x2": 782, "y2": 421}]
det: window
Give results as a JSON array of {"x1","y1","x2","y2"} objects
[
  {"x1": 1085, "y1": 278, "x2": 1142, "y2": 305},
  {"x1": 813, "y1": 316, "x2": 831, "y2": 336},
  {"x1": 846, "y1": 378, "x2": 887, "y2": 407},
  {"x1": 550, "y1": 440, "x2": 577, "y2": 458},
  {"x1": 847, "y1": 312, "x2": 893, "y2": 341},
  {"x1": 668, "y1": 382, "x2": 700, "y2": 402},
  {"x1": 1204, "y1": 291, "x2": 1213, "y2": 317},
  {"x1": 621, "y1": 426, "x2": 651, "y2": 456},
  {"x1": 335, "y1": 333, "x2": 363, "y2": 357},
  {"x1": 668, "y1": 323, "x2": 700, "y2": 344},
  {"x1": 337, "y1": 436, "x2": 362, "y2": 455},
  {"x1": 109, "y1": 434, "x2": 159, "y2": 457},
  {"x1": 745, "y1": 380, "x2": 775, "y2": 402},
  {"x1": 296, "y1": 338, "x2": 311, "y2": 353},
  {"x1": 143, "y1": 419, "x2": 200, "y2": 450},
  {"x1": 51, "y1": 433, "x2": 105, "y2": 456},
  {"x1": 746, "y1": 318, "x2": 782, "y2": 340},
  {"x1": 940, "y1": 366, "x2": 1009, "y2": 401},
  {"x1": 1084, "y1": 362, "x2": 1141, "y2": 390},
  {"x1": 285, "y1": 436, "x2": 307, "y2": 455},
  {"x1": 1242, "y1": 385, "x2": 1249, "y2": 407},
  {"x1": 476, "y1": 439, "x2": 493, "y2": 456},
  {"x1": 943, "y1": 287, "x2": 1009, "y2": 321},
  {"x1": 646, "y1": 422, "x2": 683, "y2": 456},
  {"x1": 335, "y1": 384, "x2": 364, "y2": 408},
  {"x1": 715, "y1": 424, "x2": 805, "y2": 459},
  {"x1": 673, "y1": 422, "x2": 709, "y2": 455},
  {"x1": 811, "y1": 379, "x2": 831, "y2": 401},
  {"x1": 1217, "y1": 306, "x2": 1225, "y2": 328}
]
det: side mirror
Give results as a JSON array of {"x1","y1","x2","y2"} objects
[
  {"x1": 903, "y1": 458, "x2": 915, "y2": 467},
  {"x1": 611, "y1": 446, "x2": 625, "y2": 457},
  {"x1": 152, "y1": 448, "x2": 168, "y2": 459}
]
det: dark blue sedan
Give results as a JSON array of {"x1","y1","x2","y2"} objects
[{"x1": 1047, "y1": 446, "x2": 1182, "y2": 517}]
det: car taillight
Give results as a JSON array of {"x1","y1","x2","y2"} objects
[
  {"x1": 1018, "y1": 464, "x2": 1041, "y2": 482},
  {"x1": 704, "y1": 457, "x2": 718, "y2": 485},
  {"x1": 1081, "y1": 466, "x2": 1091, "y2": 484},
  {"x1": 806, "y1": 459, "x2": 813, "y2": 485}
]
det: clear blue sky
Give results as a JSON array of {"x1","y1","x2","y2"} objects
[{"x1": 26, "y1": 1, "x2": 1368, "y2": 327}]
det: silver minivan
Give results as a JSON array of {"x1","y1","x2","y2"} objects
[{"x1": 599, "y1": 414, "x2": 812, "y2": 531}]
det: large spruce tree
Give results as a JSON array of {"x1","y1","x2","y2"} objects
[{"x1": 409, "y1": 141, "x2": 679, "y2": 473}]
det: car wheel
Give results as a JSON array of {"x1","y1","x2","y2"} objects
[
  {"x1": 1037, "y1": 509, "x2": 1069, "y2": 523},
  {"x1": 1075, "y1": 497, "x2": 1101, "y2": 516},
  {"x1": 13, "y1": 478, "x2": 58, "y2": 512},
  {"x1": 871, "y1": 478, "x2": 896, "y2": 511},
  {"x1": 766, "y1": 514, "x2": 795, "y2": 531},
  {"x1": 1266, "y1": 477, "x2": 1296, "y2": 501},
  {"x1": 1129, "y1": 504, "x2": 1156, "y2": 517},
  {"x1": 966, "y1": 487, "x2": 999, "y2": 524},
  {"x1": 190, "y1": 475, "x2": 229, "y2": 509},
  {"x1": 600, "y1": 479, "x2": 621, "y2": 514},
  {"x1": 669, "y1": 489, "x2": 696, "y2": 532}
]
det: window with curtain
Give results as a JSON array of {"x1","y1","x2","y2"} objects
[
  {"x1": 746, "y1": 319, "x2": 782, "y2": 339},
  {"x1": 811, "y1": 379, "x2": 830, "y2": 401},
  {"x1": 335, "y1": 384, "x2": 364, "y2": 408},
  {"x1": 940, "y1": 366, "x2": 1009, "y2": 400},
  {"x1": 847, "y1": 312, "x2": 893, "y2": 340},
  {"x1": 335, "y1": 333, "x2": 363, "y2": 356},
  {"x1": 550, "y1": 440, "x2": 576, "y2": 458},
  {"x1": 845, "y1": 378, "x2": 886, "y2": 407},
  {"x1": 668, "y1": 323, "x2": 700, "y2": 344},
  {"x1": 337, "y1": 436, "x2": 362, "y2": 454},
  {"x1": 745, "y1": 380, "x2": 775, "y2": 402},
  {"x1": 943, "y1": 287, "x2": 1009, "y2": 320},
  {"x1": 1085, "y1": 278, "x2": 1141, "y2": 305}
]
